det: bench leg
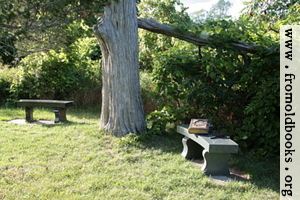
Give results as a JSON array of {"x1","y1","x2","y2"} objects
[
  {"x1": 181, "y1": 137, "x2": 204, "y2": 159},
  {"x1": 25, "y1": 107, "x2": 34, "y2": 122},
  {"x1": 202, "y1": 149, "x2": 231, "y2": 176},
  {"x1": 54, "y1": 108, "x2": 67, "y2": 123}
]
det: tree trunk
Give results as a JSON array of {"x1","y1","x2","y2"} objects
[{"x1": 93, "y1": 0, "x2": 146, "y2": 137}]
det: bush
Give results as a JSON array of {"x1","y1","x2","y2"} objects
[
  {"x1": 140, "y1": 72, "x2": 161, "y2": 115},
  {"x1": 9, "y1": 37, "x2": 102, "y2": 107},
  {"x1": 146, "y1": 41, "x2": 279, "y2": 158},
  {"x1": 0, "y1": 65, "x2": 18, "y2": 105},
  {"x1": 0, "y1": 78, "x2": 11, "y2": 105}
]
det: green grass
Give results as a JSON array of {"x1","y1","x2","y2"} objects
[{"x1": 0, "y1": 107, "x2": 279, "y2": 199}]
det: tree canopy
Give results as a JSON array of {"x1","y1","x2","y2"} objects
[
  {"x1": 0, "y1": 0, "x2": 107, "y2": 62},
  {"x1": 190, "y1": 0, "x2": 232, "y2": 22}
]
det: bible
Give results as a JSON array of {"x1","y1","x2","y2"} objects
[{"x1": 188, "y1": 119, "x2": 209, "y2": 134}]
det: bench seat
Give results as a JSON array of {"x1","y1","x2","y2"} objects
[
  {"x1": 177, "y1": 125, "x2": 238, "y2": 176},
  {"x1": 17, "y1": 99, "x2": 74, "y2": 123}
]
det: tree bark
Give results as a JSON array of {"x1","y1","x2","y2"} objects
[
  {"x1": 93, "y1": 0, "x2": 146, "y2": 137},
  {"x1": 137, "y1": 18, "x2": 263, "y2": 54}
]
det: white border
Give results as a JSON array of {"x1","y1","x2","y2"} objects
[{"x1": 280, "y1": 25, "x2": 300, "y2": 199}]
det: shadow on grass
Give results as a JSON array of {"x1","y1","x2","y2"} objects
[
  {"x1": 67, "y1": 107, "x2": 101, "y2": 120},
  {"x1": 229, "y1": 152, "x2": 280, "y2": 192},
  {"x1": 3, "y1": 106, "x2": 100, "y2": 126},
  {"x1": 2, "y1": 106, "x2": 279, "y2": 193},
  {"x1": 129, "y1": 131, "x2": 279, "y2": 194},
  {"x1": 1, "y1": 106, "x2": 100, "y2": 121},
  {"x1": 7, "y1": 119, "x2": 92, "y2": 127}
]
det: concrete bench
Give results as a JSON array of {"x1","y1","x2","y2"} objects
[
  {"x1": 17, "y1": 99, "x2": 74, "y2": 123},
  {"x1": 177, "y1": 125, "x2": 238, "y2": 176}
]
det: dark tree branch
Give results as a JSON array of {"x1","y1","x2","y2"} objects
[{"x1": 137, "y1": 18, "x2": 264, "y2": 54}]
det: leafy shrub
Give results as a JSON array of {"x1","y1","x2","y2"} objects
[
  {"x1": 236, "y1": 51, "x2": 279, "y2": 156},
  {"x1": 140, "y1": 72, "x2": 160, "y2": 115},
  {"x1": 146, "y1": 22, "x2": 279, "y2": 157},
  {"x1": 10, "y1": 37, "x2": 102, "y2": 107},
  {"x1": 0, "y1": 65, "x2": 19, "y2": 105},
  {"x1": 146, "y1": 105, "x2": 195, "y2": 135},
  {"x1": 0, "y1": 78, "x2": 11, "y2": 105}
]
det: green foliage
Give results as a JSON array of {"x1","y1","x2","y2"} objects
[
  {"x1": 0, "y1": 78, "x2": 11, "y2": 104},
  {"x1": 140, "y1": 71, "x2": 160, "y2": 115},
  {"x1": 139, "y1": 0, "x2": 283, "y2": 157},
  {"x1": 9, "y1": 37, "x2": 101, "y2": 106},
  {"x1": 138, "y1": 0, "x2": 192, "y2": 71},
  {"x1": 146, "y1": 106, "x2": 192, "y2": 135},
  {"x1": 190, "y1": 0, "x2": 233, "y2": 23},
  {"x1": 0, "y1": 39, "x2": 17, "y2": 65},
  {"x1": 152, "y1": 48, "x2": 199, "y2": 102},
  {"x1": 0, "y1": 65, "x2": 18, "y2": 105},
  {"x1": 138, "y1": 0, "x2": 190, "y2": 25},
  {"x1": 237, "y1": 52, "x2": 279, "y2": 156},
  {"x1": 208, "y1": 0, "x2": 233, "y2": 20},
  {"x1": 145, "y1": 16, "x2": 279, "y2": 157},
  {"x1": 241, "y1": 0, "x2": 300, "y2": 36},
  {"x1": 0, "y1": 0, "x2": 107, "y2": 56},
  {"x1": 1, "y1": 5, "x2": 103, "y2": 107}
]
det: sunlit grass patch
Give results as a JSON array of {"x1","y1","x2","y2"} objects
[{"x1": 0, "y1": 107, "x2": 279, "y2": 199}]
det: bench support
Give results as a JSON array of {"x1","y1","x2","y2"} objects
[
  {"x1": 25, "y1": 107, "x2": 34, "y2": 122},
  {"x1": 177, "y1": 125, "x2": 238, "y2": 176},
  {"x1": 181, "y1": 137, "x2": 204, "y2": 159},
  {"x1": 18, "y1": 99, "x2": 73, "y2": 123},
  {"x1": 181, "y1": 137, "x2": 231, "y2": 176},
  {"x1": 54, "y1": 108, "x2": 67, "y2": 123},
  {"x1": 26, "y1": 107, "x2": 68, "y2": 123},
  {"x1": 202, "y1": 150, "x2": 231, "y2": 176}
]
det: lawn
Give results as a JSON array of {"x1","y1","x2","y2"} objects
[{"x1": 0, "y1": 107, "x2": 279, "y2": 200}]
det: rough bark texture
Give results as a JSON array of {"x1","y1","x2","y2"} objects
[
  {"x1": 93, "y1": 0, "x2": 146, "y2": 137},
  {"x1": 137, "y1": 18, "x2": 263, "y2": 54}
]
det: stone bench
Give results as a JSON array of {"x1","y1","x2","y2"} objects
[
  {"x1": 17, "y1": 99, "x2": 74, "y2": 123},
  {"x1": 177, "y1": 125, "x2": 238, "y2": 176}
]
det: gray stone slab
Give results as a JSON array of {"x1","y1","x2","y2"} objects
[
  {"x1": 177, "y1": 125, "x2": 238, "y2": 153},
  {"x1": 177, "y1": 124, "x2": 239, "y2": 176}
]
